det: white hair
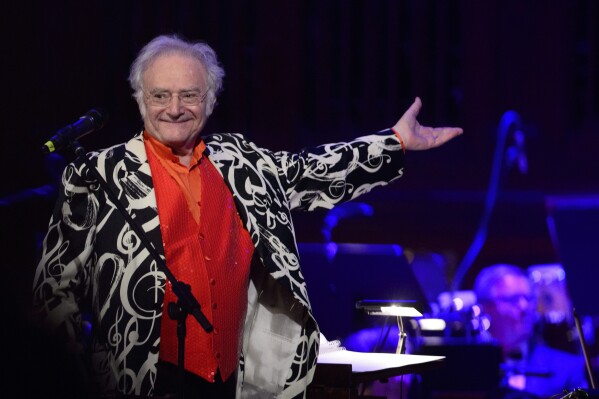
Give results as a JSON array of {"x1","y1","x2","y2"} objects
[{"x1": 128, "y1": 34, "x2": 225, "y2": 118}]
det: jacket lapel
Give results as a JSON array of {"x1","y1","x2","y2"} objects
[{"x1": 119, "y1": 133, "x2": 165, "y2": 257}]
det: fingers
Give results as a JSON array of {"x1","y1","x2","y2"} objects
[
  {"x1": 404, "y1": 97, "x2": 422, "y2": 119},
  {"x1": 406, "y1": 126, "x2": 462, "y2": 150},
  {"x1": 394, "y1": 97, "x2": 463, "y2": 150},
  {"x1": 433, "y1": 127, "x2": 463, "y2": 147}
]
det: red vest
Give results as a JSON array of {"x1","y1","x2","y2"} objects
[{"x1": 147, "y1": 148, "x2": 254, "y2": 382}]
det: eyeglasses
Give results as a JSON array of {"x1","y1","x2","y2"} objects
[
  {"x1": 144, "y1": 89, "x2": 208, "y2": 107},
  {"x1": 492, "y1": 294, "x2": 533, "y2": 306}
]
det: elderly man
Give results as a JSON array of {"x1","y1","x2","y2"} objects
[
  {"x1": 475, "y1": 264, "x2": 588, "y2": 398},
  {"x1": 33, "y1": 34, "x2": 462, "y2": 398}
]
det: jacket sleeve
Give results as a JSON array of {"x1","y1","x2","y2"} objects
[
  {"x1": 32, "y1": 158, "x2": 98, "y2": 353},
  {"x1": 270, "y1": 130, "x2": 406, "y2": 211}
]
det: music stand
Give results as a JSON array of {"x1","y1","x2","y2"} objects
[
  {"x1": 573, "y1": 309, "x2": 597, "y2": 389},
  {"x1": 298, "y1": 242, "x2": 430, "y2": 341},
  {"x1": 356, "y1": 299, "x2": 422, "y2": 355}
]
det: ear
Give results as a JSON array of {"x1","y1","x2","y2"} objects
[
  {"x1": 138, "y1": 98, "x2": 147, "y2": 119},
  {"x1": 205, "y1": 95, "x2": 217, "y2": 117}
]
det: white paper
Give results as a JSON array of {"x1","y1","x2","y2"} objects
[{"x1": 317, "y1": 350, "x2": 445, "y2": 373}]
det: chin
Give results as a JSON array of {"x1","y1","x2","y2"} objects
[{"x1": 161, "y1": 128, "x2": 195, "y2": 142}]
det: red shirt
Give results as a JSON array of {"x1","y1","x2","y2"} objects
[{"x1": 145, "y1": 132, "x2": 254, "y2": 382}]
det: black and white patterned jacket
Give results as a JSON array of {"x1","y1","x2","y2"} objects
[{"x1": 33, "y1": 130, "x2": 405, "y2": 398}]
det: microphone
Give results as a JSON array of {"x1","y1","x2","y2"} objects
[{"x1": 42, "y1": 108, "x2": 108, "y2": 154}]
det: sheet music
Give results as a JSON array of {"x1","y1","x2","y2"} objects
[
  {"x1": 319, "y1": 333, "x2": 346, "y2": 354},
  {"x1": 317, "y1": 333, "x2": 444, "y2": 373},
  {"x1": 317, "y1": 349, "x2": 445, "y2": 373},
  {"x1": 317, "y1": 333, "x2": 445, "y2": 373}
]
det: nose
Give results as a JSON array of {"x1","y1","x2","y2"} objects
[
  {"x1": 516, "y1": 295, "x2": 531, "y2": 311},
  {"x1": 165, "y1": 95, "x2": 184, "y2": 116}
]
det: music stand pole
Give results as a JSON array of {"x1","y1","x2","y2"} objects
[{"x1": 573, "y1": 309, "x2": 597, "y2": 389}]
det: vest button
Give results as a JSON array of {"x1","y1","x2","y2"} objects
[
  {"x1": 204, "y1": 255, "x2": 211, "y2": 261},
  {"x1": 215, "y1": 352, "x2": 221, "y2": 359},
  {"x1": 212, "y1": 303, "x2": 217, "y2": 310},
  {"x1": 210, "y1": 278, "x2": 216, "y2": 286},
  {"x1": 199, "y1": 233, "x2": 205, "y2": 240}
]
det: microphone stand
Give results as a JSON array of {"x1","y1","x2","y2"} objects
[
  {"x1": 451, "y1": 111, "x2": 522, "y2": 292},
  {"x1": 70, "y1": 140, "x2": 212, "y2": 399}
]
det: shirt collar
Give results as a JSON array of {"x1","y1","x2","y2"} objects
[{"x1": 143, "y1": 131, "x2": 206, "y2": 167}]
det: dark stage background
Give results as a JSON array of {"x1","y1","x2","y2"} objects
[{"x1": 2, "y1": 0, "x2": 599, "y2": 336}]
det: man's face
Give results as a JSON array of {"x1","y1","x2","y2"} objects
[
  {"x1": 484, "y1": 274, "x2": 535, "y2": 354},
  {"x1": 142, "y1": 53, "x2": 209, "y2": 155}
]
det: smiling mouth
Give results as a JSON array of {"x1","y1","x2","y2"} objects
[{"x1": 162, "y1": 119, "x2": 191, "y2": 123}]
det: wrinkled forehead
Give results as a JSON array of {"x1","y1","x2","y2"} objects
[
  {"x1": 142, "y1": 52, "x2": 208, "y2": 89},
  {"x1": 490, "y1": 274, "x2": 531, "y2": 298}
]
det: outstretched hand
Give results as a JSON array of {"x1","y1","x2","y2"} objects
[{"x1": 392, "y1": 97, "x2": 463, "y2": 151}]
